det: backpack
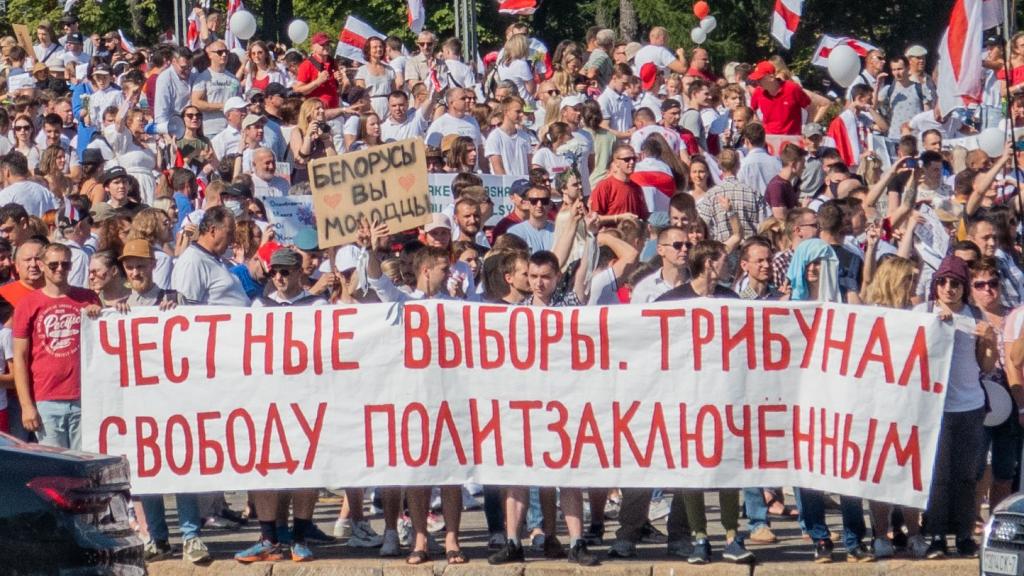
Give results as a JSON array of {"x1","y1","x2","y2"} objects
[{"x1": 883, "y1": 81, "x2": 926, "y2": 122}]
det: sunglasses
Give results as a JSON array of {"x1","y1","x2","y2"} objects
[
  {"x1": 209, "y1": 49, "x2": 227, "y2": 56},
  {"x1": 659, "y1": 241, "x2": 692, "y2": 251},
  {"x1": 616, "y1": 156, "x2": 637, "y2": 163},
  {"x1": 47, "y1": 261, "x2": 72, "y2": 271},
  {"x1": 13, "y1": 125, "x2": 30, "y2": 131},
  {"x1": 527, "y1": 197, "x2": 551, "y2": 206},
  {"x1": 937, "y1": 277, "x2": 963, "y2": 289},
  {"x1": 270, "y1": 268, "x2": 291, "y2": 278},
  {"x1": 972, "y1": 279, "x2": 1000, "y2": 290},
  {"x1": 545, "y1": 89, "x2": 561, "y2": 96},
  {"x1": 418, "y1": 42, "x2": 434, "y2": 47},
  {"x1": 184, "y1": 112, "x2": 201, "y2": 119}
]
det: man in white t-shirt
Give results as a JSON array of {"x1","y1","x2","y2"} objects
[
  {"x1": 0, "y1": 152, "x2": 56, "y2": 217},
  {"x1": 598, "y1": 63, "x2": 635, "y2": 138},
  {"x1": 632, "y1": 27, "x2": 688, "y2": 76},
  {"x1": 426, "y1": 87, "x2": 483, "y2": 150},
  {"x1": 171, "y1": 206, "x2": 250, "y2": 306},
  {"x1": 251, "y1": 148, "x2": 289, "y2": 198},
  {"x1": 191, "y1": 40, "x2": 242, "y2": 138},
  {"x1": 485, "y1": 95, "x2": 532, "y2": 176},
  {"x1": 381, "y1": 90, "x2": 439, "y2": 142},
  {"x1": 209, "y1": 97, "x2": 248, "y2": 160}
]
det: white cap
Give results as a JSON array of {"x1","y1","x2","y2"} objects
[
  {"x1": 424, "y1": 213, "x2": 451, "y2": 233},
  {"x1": 223, "y1": 96, "x2": 248, "y2": 113},
  {"x1": 560, "y1": 94, "x2": 586, "y2": 110},
  {"x1": 904, "y1": 45, "x2": 928, "y2": 58},
  {"x1": 334, "y1": 244, "x2": 361, "y2": 272}
]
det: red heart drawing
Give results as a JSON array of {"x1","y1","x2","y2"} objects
[
  {"x1": 398, "y1": 174, "x2": 416, "y2": 191},
  {"x1": 323, "y1": 193, "x2": 343, "y2": 209}
]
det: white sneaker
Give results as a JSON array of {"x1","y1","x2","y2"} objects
[
  {"x1": 348, "y1": 520, "x2": 384, "y2": 548},
  {"x1": 380, "y1": 529, "x2": 401, "y2": 557},
  {"x1": 648, "y1": 497, "x2": 671, "y2": 521},
  {"x1": 182, "y1": 537, "x2": 211, "y2": 564},
  {"x1": 334, "y1": 518, "x2": 352, "y2": 539},
  {"x1": 398, "y1": 516, "x2": 413, "y2": 547}
]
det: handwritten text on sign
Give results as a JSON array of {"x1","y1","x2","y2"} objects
[
  {"x1": 80, "y1": 301, "x2": 953, "y2": 507},
  {"x1": 309, "y1": 139, "x2": 430, "y2": 248}
]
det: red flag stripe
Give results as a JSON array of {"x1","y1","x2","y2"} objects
[{"x1": 774, "y1": 0, "x2": 801, "y2": 32}]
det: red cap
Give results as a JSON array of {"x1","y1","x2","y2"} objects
[
  {"x1": 483, "y1": 51, "x2": 499, "y2": 67},
  {"x1": 310, "y1": 32, "x2": 331, "y2": 46},
  {"x1": 257, "y1": 241, "x2": 284, "y2": 267},
  {"x1": 747, "y1": 61, "x2": 776, "y2": 82},
  {"x1": 639, "y1": 62, "x2": 658, "y2": 91}
]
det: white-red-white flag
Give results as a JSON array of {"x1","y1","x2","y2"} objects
[
  {"x1": 936, "y1": 0, "x2": 984, "y2": 114},
  {"x1": 771, "y1": 0, "x2": 803, "y2": 49},
  {"x1": 335, "y1": 16, "x2": 386, "y2": 64},
  {"x1": 186, "y1": 12, "x2": 202, "y2": 50},
  {"x1": 811, "y1": 35, "x2": 878, "y2": 67},
  {"x1": 223, "y1": 0, "x2": 243, "y2": 52},
  {"x1": 118, "y1": 30, "x2": 136, "y2": 53},
  {"x1": 408, "y1": 0, "x2": 426, "y2": 33},
  {"x1": 498, "y1": 0, "x2": 538, "y2": 15}
]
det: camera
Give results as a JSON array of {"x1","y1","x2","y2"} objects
[{"x1": 317, "y1": 122, "x2": 331, "y2": 135}]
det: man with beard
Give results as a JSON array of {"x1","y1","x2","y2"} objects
[{"x1": 119, "y1": 239, "x2": 182, "y2": 309}]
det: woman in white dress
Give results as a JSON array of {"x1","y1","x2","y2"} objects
[
  {"x1": 355, "y1": 37, "x2": 397, "y2": 119},
  {"x1": 104, "y1": 83, "x2": 159, "y2": 205}
]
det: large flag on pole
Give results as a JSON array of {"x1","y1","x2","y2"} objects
[
  {"x1": 408, "y1": 0, "x2": 426, "y2": 33},
  {"x1": 336, "y1": 16, "x2": 386, "y2": 64},
  {"x1": 771, "y1": 0, "x2": 803, "y2": 49},
  {"x1": 498, "y1": 0, "x2": 539, "y2": 15},
  {"x1": 936, "y1": 0, "x2": 984, "y2": 114},
  {"x1": 811, "y1": 35, "x2": 878, "y2": 67}
]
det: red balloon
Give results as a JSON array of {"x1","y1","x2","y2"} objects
[{"x1": 693, "y1": 1, "x2": 710, "y2": 19}]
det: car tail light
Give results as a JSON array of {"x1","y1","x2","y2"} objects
[{"x1": 27, "y1": 476, "x2": 113, "y2": 514}]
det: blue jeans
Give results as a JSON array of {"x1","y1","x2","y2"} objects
[
  {"x1": 743, "y1": 487, "x2": 770, "y2": 531},
  {"x1": 795, "y1": 488, "x2": 866, "y2": 550},
  {"x1": 526, "y1": 487, "x2": 542, "y2": 532},
  {"x1": 35, "y1": 400, "x2": 81, "y2": 450},
  {"x1": 140, "y1": 493, "x2": 203, "y2": 542}
]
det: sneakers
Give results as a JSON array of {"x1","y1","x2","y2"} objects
[
  {"x1": 582, "y1": 522, "x2": 604, "y2": 546},
  {"x1": 333, "y1": 518, "x2": 352, "y2": 539},
  {"x1": 203, "y1": 515, "x2": 240, "y2": 530},
  {"x1": 666, "y1": 539, "x2": 694, "y2": 558},
  {"x1": 543, "y1": 535, "x2": 566, "y2": 559},
  {"x1": 814, "y1": 539, "x2": 835, "y2": 563},
  {"x1": 723, "y1": 538, "x2": 755, "y2": 564},
  {"x1": 846, "y1": 544, "x2": 875, "y2": 562},
  {"x1": 907, "y1": 534, "x2": 930, "y2": 559},
  {"x1": 426, "y1": 512, "x2": 445, "y2": 533},
  {"x1": 568, "y1": 540, "x2": 600, "y2": 566},
  {"x1": 487, "y1": 539, "x2": 525, "y2": 565},
  {"x1": 648, "y1": 497, "x2": 671, "y2": 521},
  {"x1": 380, "y1": 529, "x2": 401, "y2": 557},
  {"x1": 688, "y1": 538, "x2": 712, "y2": 564},
  {"x1": 531, "y1": 532, "x2": 546, "y2": 553},
  {"x1": 305, "y1": 523, "x2": 337, "y2": 545},
  {"x1": 872, "y1": 537, "x2": 895, "y2": 559},
  {"x1": 348, "y1": 520, "x2": 383, "y2": 548},
  {"x1": 488, "y1": 532, "x2": 507, "y2": 550},
  {"x1": 291, "y1": 542, "x2": 314, "y2": 562},
  {"x1": 956, "y1": 537, "x2": 979, "y2": 558},
  {"x1": 143, "y1": 539, "x2": 173, "y2": 562},
  {"x1": 639, "y1": 521, "x2": 668, "y2": 544},
  {"x1": 183, "y1": 537, "x2": 211, "y2": 564},
  {"x1": 235, "y1": 540, "x2": 284, "y2": 563},
  {"x1": 925, "y1": 537, "x2": 947, "y2": 559},
  {"x1": 748, "y1": 525, "x2": 778, "y2": 544},
  {"x1": 608, "y1": 538, "x2": 638, "y2": 558},
  {"x1": 605, "y1": 497, "x2": 621, "y2": 520},
  {"x1": 398, "y1": 516, "x2": 413, "y2": 547}
]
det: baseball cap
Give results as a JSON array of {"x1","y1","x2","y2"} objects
[
  {"x1": 90, "y1": 202, "x2": 115, "y2": 223},
  {"x1": 244, "y1": 88, "x2": 264, "y2": 102},
  {"x1": 223, "y1": 182, "x2": 252, "y2": 198},
  {"x1": 440, "y1": 133, "x2": 459, "y2": 153},
  {"x1": 802, "y1": 123, "x2": 825, "y2": 138},
  {"x1": 120, "y1": 239, "x2": 154, "y2": 260},
  {"x1": 293, "y1": 228, "x2": 320, "y2": 252},
  {"x1": 334, "y1": 244, "x2": 361, "y2": 272},
  {"x1": 81, "y1": 148, "x2": 104, "y2": 166},
  {"x1": 904, "y1": 45, "x2": 928, "y2": 58},
  {"x1": 424, "y1": 213, "x2": 451, "y2": 233},
  {"x1": 91, "y1": 62, "x2": 112, "y2": 76},
  {"x1": 985, "y1": 36, "x2": 1002, "y2": 48},
  {"x1": 509, "y1": 179, "x2": 532, "y2": 198},
  {"x1": 747, "y1": 61, "x2": 776, "y2": 82},
  {"x1": 639, "y1": 62, "x2": 658, "y2": 91},
  {"x1": 66, "y1": 33, "x2": 84, "y2": 45},
  {"x1": 31, "y1": 62, "x2": 47, "y2": 75},
  {"x1": 102, "y1": 166, "x2": 128, "y2": 184},
  {"x1": 58, "y1": 14, "x2": 79, "y2": 26},
  {"x1": 265, "y1": 82, "x2": 289, "y2": 98},
  {"x1": 661, "y1": 98, "x2": 681, "y2": 112},
  {"x1": 425, "y1": 146, "x2": 443, "y2": 161},
  {"x1": 270, "y1": 247, "x2": 302, "y2": 268},
  {"x1": 624, "y1": 41, "x2": 642, "y2": 61},
  {"x1": 241, "y1": 114, "x2": 266, "y2": 130},
  {"x1": 223, "y1": 96, "x2": 248, "y2": 113},
  {"x1": 310, "y1": 32, "x2": 331, "y2": 46},
  {"x1": 559, "y1": 94, "x2": 586, "y2": 110}
]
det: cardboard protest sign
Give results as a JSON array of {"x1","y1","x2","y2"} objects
[
  {"x1": 83, "y1": 300, "x2": 954, "y2": 507},
  {"x1": 309, "y1": 139, "x2": 430, "y2": 249},
  {"x1": 264, "y1": 196, "x2": 314, "y2": 245},
  {"x1": 11, "y1": 24, "x2": 33, "y2": 58},
  {"x1": 428, "y1": 173, "x2": 518, "y2": 226}
]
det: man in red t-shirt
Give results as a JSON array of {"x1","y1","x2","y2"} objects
[
  {"x1": 294, "y1": 32, "x2": 344, "y2": 109},
  {"x1": 590, "y1": 143, "x2": 651, "y2": 220},
  {"x1": 748, "y1": 61, "x2": 811, "y2": 136},
  {"x1": 12, "y1": 243, "x2": 100, "y2": 450}
]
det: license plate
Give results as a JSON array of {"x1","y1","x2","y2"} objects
[{"x1": 985, "y1": 550, "x2": 1019, "y2": 575}]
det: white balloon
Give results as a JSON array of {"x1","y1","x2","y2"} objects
[
  {"x1": 690, "y1": 27, "x2": 707, "y2": 45},
  {"x1": 827, "y1": 44, "x2": 861, "y2": 88},
  {"x1": 287, "y1": 20, "x2": 309, "y2": 44},
  {"x1": 229, "y1": 10, "x2": 257, "y2": 41},
  {"x1": 978, "y1": 127, "x2": 1006, "y2": 158},
  {"x1": 699, "y1": 16, "x2": 717, "y2": 33}
]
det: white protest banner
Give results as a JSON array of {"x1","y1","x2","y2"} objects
[
  {"x1": 81, "y1": 301, "x2": 953, "y2": 507},
  {"x1": 309, "y1": 138, "x2": 430, "y2": 249},
  {"x1": 428, "y1": 174, "x2": 519, "y2": 226},
  {"x1": 264, "y1": 196, "x2": 314, "y2": 245}
]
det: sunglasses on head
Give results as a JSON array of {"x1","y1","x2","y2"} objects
[
  {"x1": 47, "y1": 260, "x2": 72, "y2": 271},
  {"x1": 527, "y1": 197, "x2": 551, "y2": 206},
  {"x1": 973, "y1": 279, "x2": 999, "y2": 290},
  {"x1": 659, "y1": 241, "x2": 692, "y2": 251}
]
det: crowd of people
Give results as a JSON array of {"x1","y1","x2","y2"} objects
[{"x1": 0, "y1": 4, "x2": 1022, "y2": 569}]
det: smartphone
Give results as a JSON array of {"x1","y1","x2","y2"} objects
[{"x1": 905, "y1": 158, "x2": 918, "y2": 169}]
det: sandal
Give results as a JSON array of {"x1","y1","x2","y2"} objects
[
  {"x1": 407, "y1": 550, "x2": 430, "y2": 565},
  {"x1": 766, "y1": 493, "x2": 799, "y2": 518},
  {"x1": 446, "y1": 549, "x2": 469, "y2": 564}
]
